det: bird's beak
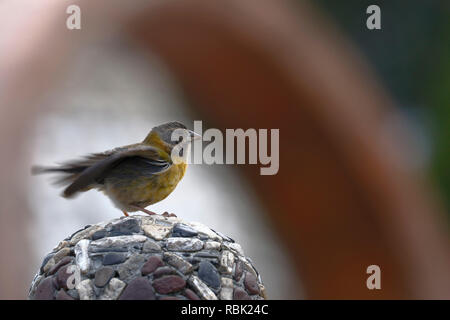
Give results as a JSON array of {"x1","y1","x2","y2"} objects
[{"x1": 188, "y1": 130, "x2": 202, "y2": 141}]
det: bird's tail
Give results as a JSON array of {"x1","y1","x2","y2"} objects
[{"x1": 31, "y1": 165, "x2": 88, "y2": 195}]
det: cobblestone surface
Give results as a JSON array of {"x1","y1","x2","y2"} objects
[{"x1": 28, "y1": 215, "x2": 267, "y2": 300}]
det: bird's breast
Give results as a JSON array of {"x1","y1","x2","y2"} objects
[{"x1": 104, "y1": 162, "x2": 187, "y2": 210}]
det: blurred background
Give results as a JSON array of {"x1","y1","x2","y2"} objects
[{"x1": 0, "y1": 0, "x2": 448, "y2": 299}]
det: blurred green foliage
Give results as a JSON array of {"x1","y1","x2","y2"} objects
[{"x1": 313, "y1": 0, "x2": 450, "y2": 212}]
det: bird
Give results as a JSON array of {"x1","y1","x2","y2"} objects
[{"x1": 32, "y1": 121, "x2": 201, "y2": 217}]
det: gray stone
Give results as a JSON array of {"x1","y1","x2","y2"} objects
[
  {"x1": 222, "y1": 242, "x2": 244, "y2": 256},
  {"x1": 100, "y1": 278, "x2": 126, "y2": 300},
  {"x1": 70, "y1": 225, "x2": 103, "y2": 245},
  {"x1": 76, "y1": 279, "x2": 95, "y2": 300},
  {"x1": 198, "y1": 261, "x2": 220, "y2": 289},
  {"x1": 74, "y1": 239, "x2": 90, "y2": 274},
  {"x1": 219, "y1": 250, "x2": 234, "y2": 274},
  {"x1": 188, "y1": 276, "x2": 218, "y2": 300},
  {"x1": 94, "y1": 267, "x2": 115, "y2": 288},
  {"x1": 118, "y1": 254, "x2": 146, "y2": 281},
  {"x1": 91, "y1": 229, "x2": 108, "y2": 240},
  {"x1": 90, "y1": 235, "x2": 147, "y2": 252},
  {"x1": 171, "y1": 223, "x2": 198, "y2": 237},
  {"x1": 164, "y1": 252, "x2": 193, "y2": 274},
  {"x1": 142, "y1": 239, "x2": 162, "y2": 253},
  {"x1": 103, "y1": 253, "x2": 127, "y2": 265},
  {"x1": 220, "y1": 287, "x2": 233, "y2": 300},
  {"x1": 166, "y1": 237, "x2": 203, "y2": 252},
  {"x1": 204, "y1": 241, "x2": 221, "y2": 250},
  {"x1": 142, "y1": 223, "x2": 171, "y2": 240},
  {"x1": 187, "y1": 222, "x2": 221, "y2": 241},
  {"x1": 108, "y1": 218, "x2": 140, "y2": 236}
]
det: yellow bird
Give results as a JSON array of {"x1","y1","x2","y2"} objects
[{"x1": 32, "y1": 122, "x2": 200, "y2": 217}]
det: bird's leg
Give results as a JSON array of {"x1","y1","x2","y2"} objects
[
  {"x1": 122, "y1": 211, "x2": 129, "y2": 217},
  {"x1": 129, "y1": 204, "x2": 157, "y2": 216}
]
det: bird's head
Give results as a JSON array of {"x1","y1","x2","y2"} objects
[{"x1": 143, "y1": 121, "x2": 201, "y2": 156}]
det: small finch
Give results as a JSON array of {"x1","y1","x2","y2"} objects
[{"x1": 32, "y1": 121, "x2": 201, "y2": 217}]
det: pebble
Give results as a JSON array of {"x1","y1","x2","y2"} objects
[
  {"x1": 244, "y1": 271, "x2": 260, "y2": 295},
  {"x1": 153, "y1": 266, "x2": 177, "y2": 278},
  {"x1": 76, "y1": 279, "x2": 95, "y2": 300},
  {"x1": 240, "y1": 257, "x2": 258, "y2": 278},
  {"x1": 222, "y1": 242, "x2": 244, "y2": 256},
  {"x1": 212, "y1": 229, "x2": 234, "y2": 242},
  {"x1": 53, "y1": 240, "x2": 70, "y2": 252},
  {"x1": 40, "y1": 253, "x2": 55, "y2": 274},
  {"x1": 118, "y1": 254, "x2": 146, "y2": 281},
  {"x1": 109, "y1": 218, "x2": 140, "y2": 236},
  {"x1": 34, "y1": 277, "x2": 55, "y2": 300},
  {"x1": 234, "y1": 260, "x2": 243, "y2": 281},
  {"x1": 194, "y1": 251, "x2": 220, "y2": 259},
  {"x1": 171, "y1": 224, "x2": 198, "y2": 237},
  {"x1": 219, "y1": 250, "x2": 234, "y2": 274},
  {"x1": 42, "y1": 258, "x2": 56, "y2": 275},
  {"x1": 198, "y1": 261, "x2": 220, "y2": 289},
  {"x1": 233, "y1": 287, "x2": 251, "y2": 300},
  {"x1": 53, "y1": 247, "x2": 71, "y2": 263},
  {"x1": 152, "y1": 275, "x2": 186, "y2": 294},
  {"x1": 103, "y1": 253, "x2": 127, "y2": 265},
  {"x1": 141, "y1": 256, "x2": 164, "y2": 275},
  {"x1": 142, "y1": 223, "x2": 172, "y2": 240},
  {"x1": 94, "y1": 267, "x2": 115, "y2": 288},
  {"x1": 74, "y1": 239, "x2": 90, "y2": 274},
  {"x1": 142, "y1": 239, "x2": 161, "y2": 253},
  {"x1": 184, "y1": 288, "x2": 201, "y2": 300},
  {"x1": 220, "y1": 287, "x2": 233, "y2": 300},
  {"x1": 119, "y1": 277, "x2": 155, "y2": 300},
  {"x1": 90, "y1": 235, "x2": 147, "y2": 251},
  {"x1": 188, "y1": 276, "x2": 218, "y2": 300},
  {"x1": 56, "y1": 265, "x2": 73, "y2": 290},
  {"x1": 100, "y1": 278, "x2": 126, "y2": 300},
  {"x1": 188, "y1": 222, "x2": 221, "y2": 241},
  {"x1": 91, "y1": 229, "x2": 108, "y2": 241},
  {"x1": 164, "y1": 252, "x2": 193, "y2": 274},
  {"x1": 166, "y1": 237, "x2": 203, "y2": 252},
  {"x1": 204, "y1": 241, "x2": 221, "y2": 250},
  {"x1": 70, "y1": 225, "x2": 103, "y2": 245},
  {"x1": 48, "y1": 256, "x2": 73, "y2": 275}
]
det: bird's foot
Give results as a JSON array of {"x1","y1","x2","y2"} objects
[{"x1": 162, "y1": 211, "x2": 177, "y2": 218}]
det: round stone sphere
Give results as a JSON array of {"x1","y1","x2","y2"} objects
[{"x1": 28, "y1": 215, "x2": 267, "y2": 300}]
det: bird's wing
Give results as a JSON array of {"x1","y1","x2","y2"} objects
[{"x1": 62, "y1": 145, "x2": 171, "y2": 198}]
